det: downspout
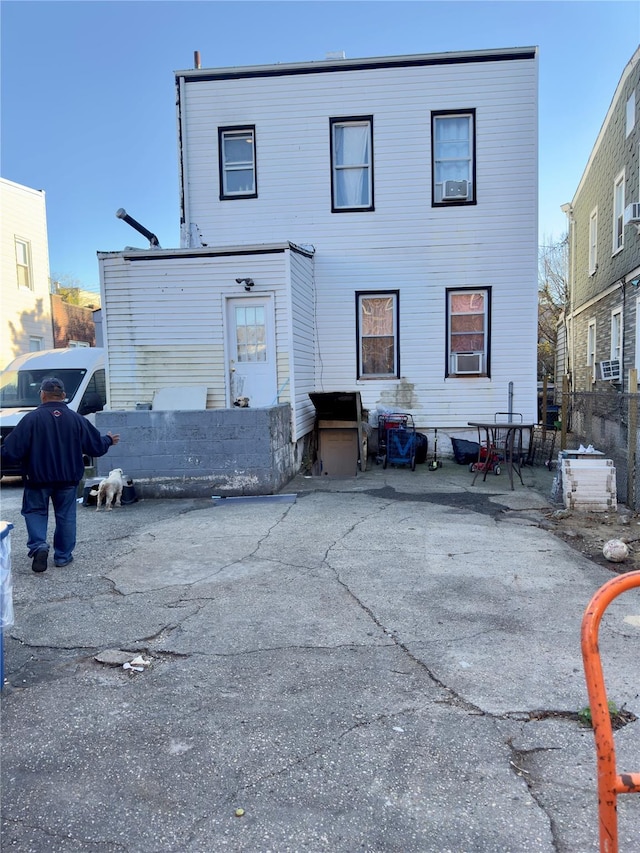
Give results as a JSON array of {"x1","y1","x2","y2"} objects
[
  {"x1": 621, "y1": 276, "x2": 626, "y2": 394},
  {"x1": 177, "y1": 74, "x2": 190, "y2": 247}
]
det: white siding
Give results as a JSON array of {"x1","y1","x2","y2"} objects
[
  {"x1": 287, "y1": 249, "x2": 316, "y2": 441},
  {"x1": 99, "y1": 249, "x2": 299, "y2": 413},
  {"x1": 178, "y1": 52, "x2": 539, "y2": 429},
  {"x1": 0, "y1": 178, "x2": 53, "y2": 369}
]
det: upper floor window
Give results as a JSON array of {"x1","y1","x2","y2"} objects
[
  {"x1": 29, "y1": 336, "x2": 42, "y2": 352},
  {"x1": 356, "y1": 291, "x2": 398, "y2": 378},
  {"x1": 626, "y1": 91, "x2": 636, "y2": 137},
  {"x1": 589, "y1": 208, "x2": 598, "y2": 274},
  {"x1": 330, "y1": 117, "x2": 373, "y2": 212},
  {"x1": 15, "y1": 237, "x2": 32, "y2": 289},
  {"x1": 432, "y1": 110, "x2": 476, "y2": 205},
  {"x1": 446, "y1": 288, "x2": 489, "y2": 377},
  {"x1": 613, "y1": 172, "x2": 625, "y2": 253},
  {"x1": 218, "y1": 126, "x2": 257, "y2": 199}
]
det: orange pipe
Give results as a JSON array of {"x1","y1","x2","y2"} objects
[{"x1": 581, "y1": 569, "x2": 640, "y2": 853}]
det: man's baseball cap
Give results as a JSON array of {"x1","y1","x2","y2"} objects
[{"x1": 40, "y1": 377, "x2": 66, "y2": 394}]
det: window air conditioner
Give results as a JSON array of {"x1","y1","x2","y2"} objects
[
  {"x1": 624, "y1": 203, "x2": 640, "y2": 224},
  {"x1": 452, "y1": 351, "x2": 483, "y2": 374},
  {"x1": 442, "y1": 180, "x2": 469, "y2": 201},
  {"x1": 599, "y1": 359, "x2": 621, "y2": 381}
]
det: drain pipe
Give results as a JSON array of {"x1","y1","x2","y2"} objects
[{"x1": 508, "y1": 382, "x2": 514, "y2": 418}]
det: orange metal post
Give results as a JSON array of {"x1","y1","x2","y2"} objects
[{"x1": 581, "y1": 570, "x2": 640, "y2": 853}]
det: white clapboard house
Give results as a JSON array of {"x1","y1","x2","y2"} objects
[{"x1": 98, "y1": 47, "x2": 539, "y2": 463}]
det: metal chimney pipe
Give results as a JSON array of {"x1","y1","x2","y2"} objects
[
  {"x1": 194, "y1": 50, "x2": 201, "y2": 69},
  {"x1": 115, "y1": 208, "x2": 160, "y2": 247}
]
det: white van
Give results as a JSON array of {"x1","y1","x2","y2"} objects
[{"x1": 0, "y1": 347, "x2": 106, "y2": 476}]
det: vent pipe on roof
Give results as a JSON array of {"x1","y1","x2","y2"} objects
[
  {"x1": 194, "y1": 50, "x2": 201, "y2": 69},
  {"x1": 115, "y1": 208, "x2": 160, "y2": 248}
]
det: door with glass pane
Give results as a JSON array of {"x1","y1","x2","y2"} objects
[{"x1": 226, "y1": 297, "x2": 277, "y2": 407}]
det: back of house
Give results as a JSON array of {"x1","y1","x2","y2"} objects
[{"x1": 99, "y1": 46, "x2": 539, "y2": 467}]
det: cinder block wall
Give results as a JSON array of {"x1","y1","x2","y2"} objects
[{"x1": 94, "y1": 405, "x2": 296, "y2": 498}]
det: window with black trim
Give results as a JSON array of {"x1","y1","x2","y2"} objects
[
  {"x1": 356, "y1": 291, "x2": 399, "y2": 378},
  {"x1": 446, "y1": 288, "x2": 490, "y2": 376},
  {"x1": 432, "y1": 110, "x2": 476, "y2": 205},
  {"x1": 330, "y1": 117, "x2": 374, "y2": 211},
  {"x1": 218, "y1": 126, "x2": 257, "y2": 199}
]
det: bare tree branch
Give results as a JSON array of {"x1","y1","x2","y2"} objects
[{"x1": 538, "y1": 234, "x2": 568, "y2": 379}]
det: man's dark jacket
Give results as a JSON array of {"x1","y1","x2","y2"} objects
[{"x1": 1, "y1": 402, "x2": 114, "y2": 487}]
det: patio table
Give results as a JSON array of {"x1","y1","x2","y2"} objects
[{"x1": 468, "y1": 421, "x2": 535, "y2": 490}]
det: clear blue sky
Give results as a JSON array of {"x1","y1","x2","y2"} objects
[{"x1": 2, "y1": 0, "x2": 639, "y2": 292}]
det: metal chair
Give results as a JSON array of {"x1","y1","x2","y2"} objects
[{"x1": 492, "y1": 413, "x2": 524, "y2": 465}]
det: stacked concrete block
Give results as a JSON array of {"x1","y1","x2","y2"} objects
[
  {"x1": 561, "y1": 458, "x2": 617, "y2": 512},
  {"x1": 93, "y1": 404, "x2": 296, "y2": 498}
]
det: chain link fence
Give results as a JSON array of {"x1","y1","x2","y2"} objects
[{"x1": 562, "y1": 391, "x2": 640, "y2": 510}]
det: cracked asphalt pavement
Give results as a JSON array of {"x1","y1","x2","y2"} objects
[{"x1": 1, "y1": 461, "x2": 639, "y2": 852}]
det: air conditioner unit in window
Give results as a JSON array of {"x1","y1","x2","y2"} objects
[
  {"x1": 452, "y1": 351, "x2": 483, "y2": 374},
  {"x1": 624, "y1": 203, "x2": 640, "y2": 224},
  {"x1": 442, "y1": 180, "x2": 469, "y2": 201},
  {"x1": 599, "y1": 359, "x2": 621, "y2": 381}
]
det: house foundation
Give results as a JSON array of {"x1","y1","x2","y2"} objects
[{"x1": 94, "y1": 404, "x2": 298, "y2": 498}]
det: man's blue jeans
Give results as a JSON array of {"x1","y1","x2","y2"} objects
[{"x1": 22, "y1": 486, "x2": 77, "y2": 565}]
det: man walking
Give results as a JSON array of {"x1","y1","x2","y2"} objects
[{"x1": 0, "y1": 377, "x2": 120, "y2": 573}]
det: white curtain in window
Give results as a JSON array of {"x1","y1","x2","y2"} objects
[
  {"x1": 335, "y1": 124, "x2": 370, "y2": 207},
  {"x1": 223, "y1": 132, "x2": 255, "y2": 194},
  {"x1": 435, "y1": 117, "x2": 470, "y2": 183}
]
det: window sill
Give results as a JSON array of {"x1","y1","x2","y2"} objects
[
  {"x1": 447, "y1": 374, "x2": 489, "y2": 379},
  {"x1": 220, "y1": 193, "x2": 258, "y2": 201},
  {"x1": 332, "y1": 207, "x2": 375, "y2": 213},
  {"x1": 432, "y1": 200, "x2": 476, "y2": 208}
]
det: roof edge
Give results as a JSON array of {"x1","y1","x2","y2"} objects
[
  {"x1": 571, "y1": 45, "x2": 640, "y2": 207},
  {"x1": 97, "y1": 241, "x2": 315, "y2": 261},
  {"x1": 175, "y1": 46, "x2": 537, "y2": 82}
]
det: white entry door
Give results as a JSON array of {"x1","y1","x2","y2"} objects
[{"x1": 226, "y1": 296, "x2": 278, "y2": 407}]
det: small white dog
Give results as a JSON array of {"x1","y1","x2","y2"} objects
[{"x1": 96, "y1": 468, "x2": 124, "y2": 511}]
